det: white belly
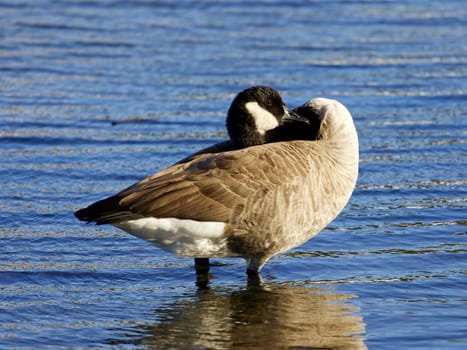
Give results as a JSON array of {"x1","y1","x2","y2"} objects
[{"x1": 114, "y1": 217, "x2": 238, "y2": 258}]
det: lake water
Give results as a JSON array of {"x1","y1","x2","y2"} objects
[{"x1": 1, "y1": 0, "x2": 466, "y2": 349}]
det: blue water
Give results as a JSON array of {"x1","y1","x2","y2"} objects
[{"x1": 1, "y1": 0, "x2": 466, "y2": 349}]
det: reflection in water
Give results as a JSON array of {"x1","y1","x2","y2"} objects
[{"x1": 133, "y1": 284, "x2": 366, "y2": 349}]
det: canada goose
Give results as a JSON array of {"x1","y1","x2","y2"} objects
[
  {"x1": 75, "y1": 96, "x2": 358, "y2": 278},
  {"x1": 76, "y1": 86, "x2": 315, "y2": 279}
]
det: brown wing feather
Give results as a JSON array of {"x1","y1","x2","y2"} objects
[
  {"x1": 75, "y1": 141, "x2": 314, "y2": 225},
  {"x1": 117, "y1": 152, "x2": 257, "y2": 222}
]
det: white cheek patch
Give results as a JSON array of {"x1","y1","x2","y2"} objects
[
  {"x1": 114, "y1": 217, "x2": 237, "y2": 258},
  {"x1": 245, "y1": 101, "x2": 279, "y2": 135}
]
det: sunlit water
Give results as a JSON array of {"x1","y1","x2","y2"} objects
[{"x1": 1, "y1": 1, "x2": 466, "y2": 349}]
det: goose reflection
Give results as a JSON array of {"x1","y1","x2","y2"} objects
[{"x1": 134, "y1": 283, "x2": 366, "y2": 349}]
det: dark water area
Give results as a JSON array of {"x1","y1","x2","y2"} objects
[{"x1": 1, "y1": 0, "x2": 466, "y2": 349}]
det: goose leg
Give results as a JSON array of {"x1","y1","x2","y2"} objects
[
  {"x1": 245, "y1": 257, "x2": 267, "y2": 285},
  {"x1": 194, "y1": 258, "x2": 210, "y2": 274},
  {"x1": 246, "y1": 268, "x2": 262, "y2": 286},
  {"x1": 194, "y1": 258, "x2": 210, "y2": 289}
]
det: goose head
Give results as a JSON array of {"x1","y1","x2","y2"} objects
[{"x1": 226, "y1": 86, "x2": 308, "y2": 147}]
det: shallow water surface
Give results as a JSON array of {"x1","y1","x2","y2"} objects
[{"x1": 1, "y1": 0, "x2": 466, "y2": 349}]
